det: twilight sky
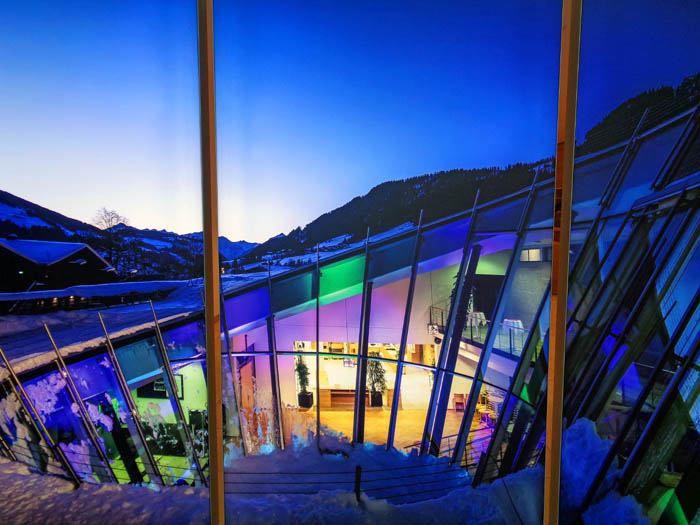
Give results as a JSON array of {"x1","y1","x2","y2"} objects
[{"x1": 1, "y1": 1, "x2": 699, "y2": 242}]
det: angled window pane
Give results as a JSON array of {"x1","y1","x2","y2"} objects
[{"x1": 24, "y1": 370, "x2": 111, "y2": 483}]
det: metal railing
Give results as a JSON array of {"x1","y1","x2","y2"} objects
[
  {"x1": 223, "y1": 457, "x2": 469, "y2": 504},
  {"x1": 429, "y1": 306, "x2": 528, "y2": 357}
]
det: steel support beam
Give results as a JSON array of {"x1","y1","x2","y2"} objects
[
  {"x1": 573, "y1": 201, "x2": 694, "y2": 420},
  {"x1": 474, "y1": 283, "x2": 550, "y2": 485},
  {"x1": 453, "y1": 173, "x2": 540, "y2": 468},
  {"x1": 352, "y1": 230, "x2": 372, "y2": 444},
  {"x1": 98, "y1": 313, "x2": 165, "y2": 485},
  {"x1": 576, "y1": 284, "x2": 700, "y2": 518},
  {"x1": 563, "y1": 194, "x2": 685, "y2": 415},
  {"x1": 196, "y1": 0, "x2": 224, "y2": 519},
  {"x1": 420, "y1": 192, "x2": 480, "y2": 456},
  {"x1": 618, "y1": 330, "x2": 700, "y2": 494},
  {"x1": 315, "y1": 244, "x2": 321, "y2": 449},
  {"x1": 386, "y1": 210, "x2": 423, "y2": 450},
  {"x1": 150, "y1": 303, "x2": 208, "y2": 486},
  {"x1": 0, "y1": 345, "x2": 81, "y2": 486},
  {"x1": 545, "y1": 1, "x2": 581, "y2": 522},
  {"x1": 266, "y1": 313, "x2": 286, "y2": 450}
]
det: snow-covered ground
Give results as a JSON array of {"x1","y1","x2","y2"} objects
[{"x1": 0, "y1": 420, "x2": 647, "y2": 524}]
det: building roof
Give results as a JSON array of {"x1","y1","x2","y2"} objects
[{"x1": 0, "y1": 238, "x2": 105, "y2": 266}]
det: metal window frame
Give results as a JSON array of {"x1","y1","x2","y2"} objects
[
  {"x1": 352, "y1": 229, "x2": 372, "y2": 444},
  {"x1": 385, "y1": 210, "x2": 424, "y2": 450},
  {"x1": 266, "y1": 313, "x2": 286, "y2": 450},
  {"x1": 473, "y1": 281, "x2": 551, "y2": 484},
  {"x1": 150, "y1": 302, "x2": 208, "y2": 486},
  {"x1": 0, "y1": 345, "x2": 81, "y2": 486},
  {"x1": 219, "y1": 295, "x2": 247, "y2": 458},
  {"x1": 618, "y1": 323, "x2": 700, "y2": 494},
  {"x1": 0, "y1": 426, "x2": 15, "y2": 460},
  {"x1": 573, "y1": 199, "x2": 696, "y2": 420},
  {"x1": 652, "y1": 104, "x2": 700, "y2": 190},
  {"x1": 420, "y1": 191, "x2": 480, "y2": 455},
  {"x1": 575, "y1": 282, "x2": 700, "y2": 519},
  {"x1": 451, "y1": 173, "x2": 540, "y2": 467},
  {"x1": 97, "y1": 312, "x2": 165, "y2": 485},
  {"x1": 563, "y1": 194, "x2": 686, "y2": 415},
  {"x1": 44, "y1": 324, "x2": 118, "y2": 484},
  {"x1": 315, "y1": 244, "x2": 321, "y2": 449}
]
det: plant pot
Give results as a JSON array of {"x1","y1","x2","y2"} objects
[
  {"x1": 370, "y1": 391, "x2": 383, "y2": 407},
  {"x1": 298, "y1": 391, "x2": 314, "y2": 408}
]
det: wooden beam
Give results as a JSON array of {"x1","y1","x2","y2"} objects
[
  {"x1": 197, "y1": 0, "x2": 224, "y2": 521},
  {"x1": 545, "y1": 0, "x2": 581, "y2": 523}
]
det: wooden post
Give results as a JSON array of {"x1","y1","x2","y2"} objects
[
  {"x1": 197, "y1": 0, "x2": 224, "y2": 521},
  {"x1": 545, "y1": 0, "x2": 581, "y2": 524}
]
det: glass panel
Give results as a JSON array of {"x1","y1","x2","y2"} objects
[
  {"x1": 224, "y1": 286, "x2": 270, "y2": 333},
  {"x1": 231, "y1": 322, "x2": 269, "y2": 353},
  {"x1": 271, "y1": 270, "x2": 316, "y2": 315},
  {"x1": 161, "y1": 321, "x2": 206, "y2": 360},
  {"x1": 318, "y1": 351, "x2": 357, "y2": 442},
  {"x1": 68, "y1": 354, "x2": 161, "y2": 485},
  {"x1": 405, "y1": 218, "x2": 470, "y2": 366},
  {"x1": 564, "y1": 207, "x2": 687, "y2": 393},
  {"x1": 169, "y1": 359, "x2": 209, "y2": 478},
  {"x1": 475, "y1": 197, "x2": 526, "y2": 232},
  {"x1": 609, "y1": 121, "x2": 686, "y2": 214},
  {"x1": 278, "y1": 354, "x2": 317, "y2": 447},
  {"x1": 480, "y1": 395, "x2": 535, "y2": 483},
  {"x1": 458, "y1": 381, "x2": 507, "y2": 475},
  {"x1": 361, "y1": 357, "x2": 396, "y2": 446},
  {"x1": 617, "y1": 345, "x2": 700, "y2": 524},
  {"x1": 490, "y1": 229, "x2": 551, "y2": 360},
  {"x1": 0, "y1": 381, "x2": 64, "y2": 476},
  {"x1": 528, "y1": 186, "x2": 554, "y2": 228},
  {"x1": 114, "y1": 337, "x2": 201, "y2": 485},
  {"x1": 572, "y1": 151, "x2": 623, "y2": 220},
  {"x1": 587, "y1": 211, "x2": 700, "y2": 429},
  {"x1": 393, "y1": 365, "x2": 435, "y2": 451},
  {"x1": 455, "y1": 231, "x2": 517, "y2": 378},
  {"x1": 438, "y1": 373, "x2": 473, "y2": 456},
  {"x1": 368, "y1": 236, "x2": 416, "y2": 280},
  {"x1": 222, "y1": 356, "x2": 244, "y2": 465},
  {"x1": 23, "y1": 370, "x2": 111, "y2": 483},
  {"x1": 669, "y1": 127, "x2": 700, "y2": 184},
  {"x1": 234, "y1": 355, "x2": 277, "y2": 454},
  {"x1": 319, "y1": 254, "x2": 365, "y2": 305}
]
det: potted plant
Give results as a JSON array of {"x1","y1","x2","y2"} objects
[
  {"x1": 367, "y1": 356, "x2": 387, "y2": 407},
  {"x1": 295, "y1": 356, "x2": 313, "y2": 408}
]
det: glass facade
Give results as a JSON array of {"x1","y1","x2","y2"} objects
[{"x1": 0, "y1": 109, "x2": 698, "y2": 523}]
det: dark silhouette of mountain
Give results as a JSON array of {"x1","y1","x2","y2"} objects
[
  {"x1": 0, "y1": 190, "x2": 257, "y2": 279},
  {"x1": 248, "y1": 70, "x2": 700, "y2": 261}
]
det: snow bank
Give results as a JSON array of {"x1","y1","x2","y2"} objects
[
  {"x1": 583, "y1": 492, "x2": 649, "y2": 525},
  {"x1": 560, "y1": 418, "x2": 617, "y2": 513},
  {"x1": 0, "y1": 414, "x2": 649, "y2": 524}
]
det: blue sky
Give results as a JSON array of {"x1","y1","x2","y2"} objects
[{"x1": 1, "y1": 1, "x2": 699, "y2": 242}]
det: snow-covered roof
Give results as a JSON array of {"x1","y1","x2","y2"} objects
[
  {"x1": 0, "y1": 238, "x2": 103, "y2": 266},
  {"x1": 0, "y1": 280, "x2": 185, "y2": 302}
]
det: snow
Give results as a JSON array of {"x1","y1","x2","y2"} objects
[
  {"x1": 0, "y1": 280, "x2": 185, "y2": 303},
  {"x1": 125, "y1": 237, "x2": 173, "y2": 250},
  {"x1": 0, "y1": 421, "x2": 648, "y2": 524},
  {"x1": 0, "y1": 238, "x2": 86, "y2": 265},
  {"x1": 0, "y1": 203, "x2": 52, "y2": 229},
  {"x1": 318, "y1": 234, "x2": 353, "y2": 249}
]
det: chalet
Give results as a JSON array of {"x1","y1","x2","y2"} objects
[{"x1": 0, "y1": 238, "x2": 116, "y2": 293}]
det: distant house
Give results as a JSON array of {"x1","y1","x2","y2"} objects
[{"x1": 0, "y1": 238, "x2": 116, "y2": 293}]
